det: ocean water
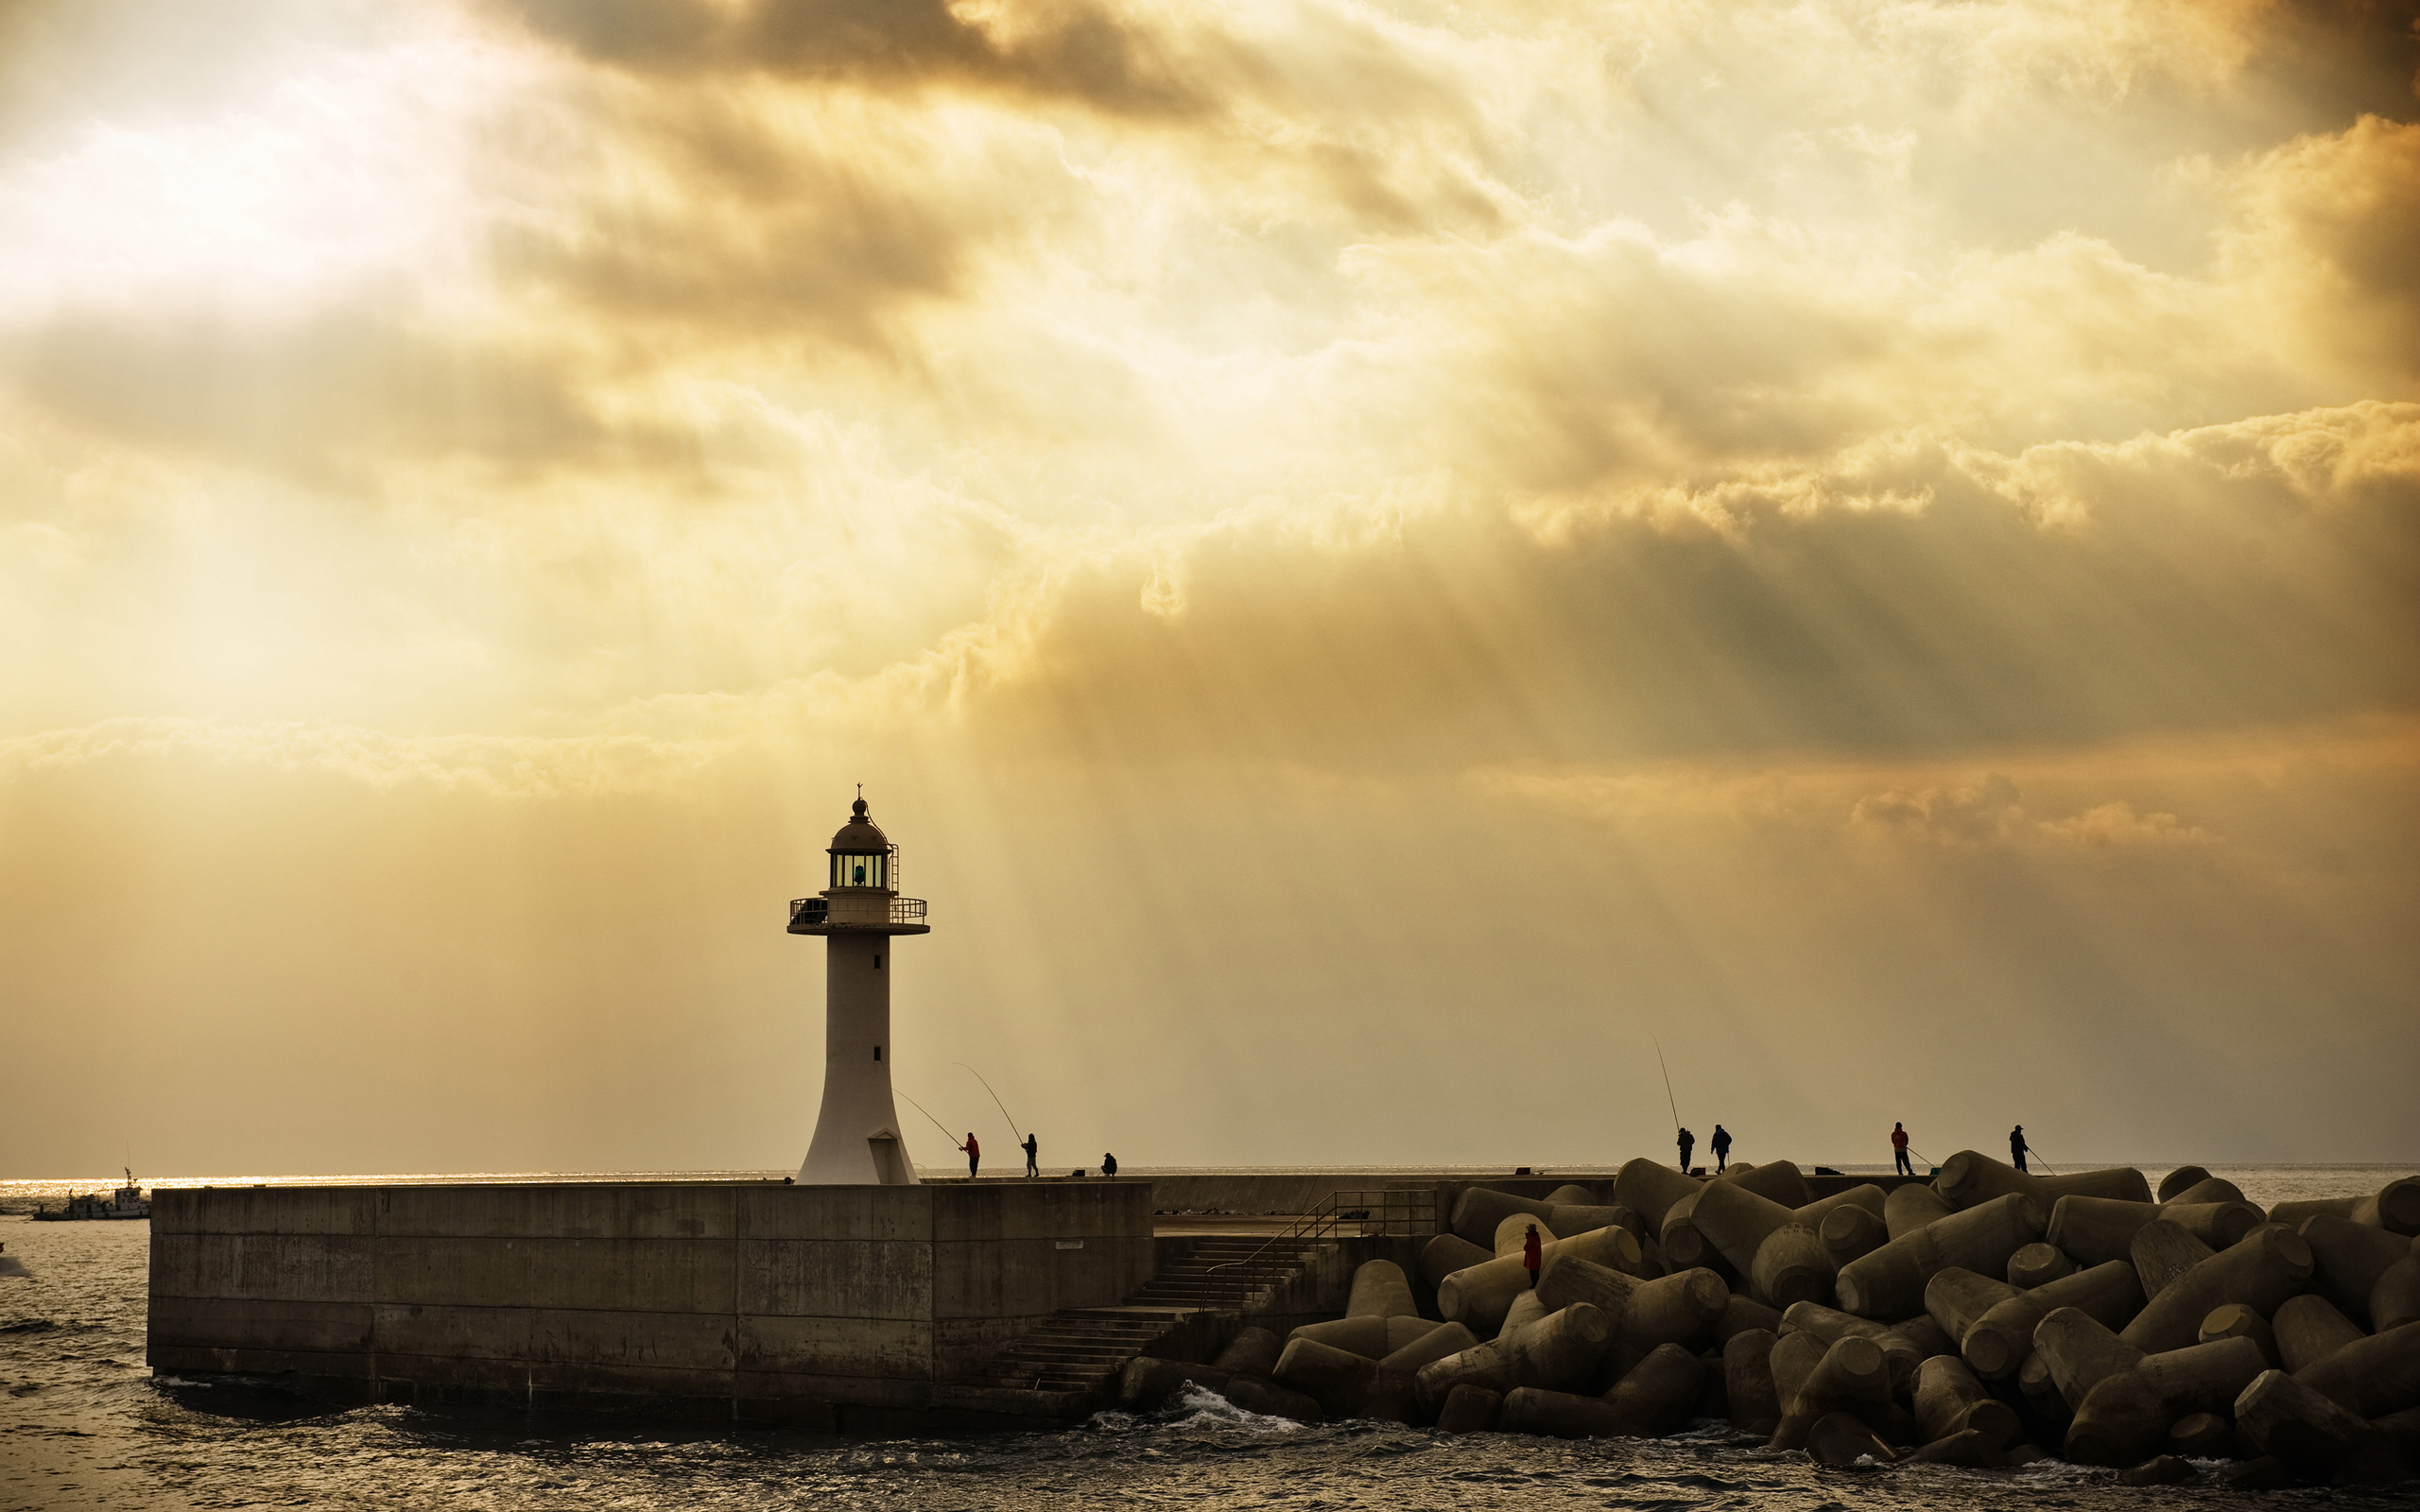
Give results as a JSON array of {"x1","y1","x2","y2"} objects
[{"x1": 3, "y1": 1165, "x2": 2413, "y2": 1511}]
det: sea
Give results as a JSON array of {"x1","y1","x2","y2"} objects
[{"x1": 3, "y1": 1164, "x2": 2413, "y2": 1511}]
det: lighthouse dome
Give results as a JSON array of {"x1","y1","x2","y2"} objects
[{"x1": 829, "y1": 797, "x2": 890, "y2": 854}]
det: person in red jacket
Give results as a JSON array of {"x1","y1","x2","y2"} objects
[
  {"x1": 1522, "y1": 1223, "x2": 1543, "y2": 1288},
  {"x1": 1891, "y1": 1122, "x2": 1912, "y2": 1176},
  {"x1": 959, "y1": 1133, "x2": 979, "y2": 1179}
]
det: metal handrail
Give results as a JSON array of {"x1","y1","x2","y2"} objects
[
  {"x1": 1203, "y1": 1188, "x2": 1437, "y2": 1287},
  {"x1": 788, "y1": 896, "x2": 927, "y2": 926}
]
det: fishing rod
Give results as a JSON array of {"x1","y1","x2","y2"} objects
[
  {"x1": 956, "y1": 1062, "x2": 1023, "y2": 1143},
  {"x1": 2029, "y1": 1144, "x2": 2059, "y2": 1176},
  {"x1": 895, "y1": 1089, "x2": 962, "y2": 1146},
  {"x1": 1651, "y1": 1036, "x2": 1682, "y2": 1138},
  {"x1": 1655, "y1": 1030, "x2": 1674, "y2": 1126}
]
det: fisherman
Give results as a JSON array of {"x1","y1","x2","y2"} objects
[
  {"x1": 959, "y1": 1132, "x2": 980, "y2": 1179},
  {"x1": 1676, "y1": 1126, "x2": 1695, "y2": 1173},
  {"x1": 1522, "y1": 1223, "x2": 1543, "y2": 1288},
  {"x1": 2009, "y1": 1125, "x2": 2030, "y2": 1174},
  {"x1": 1022, "y1": 1131, "x2": 1039, "y2": 1177},
  {"x1": 1891, "y1": 1122, "x2": 1912, "y2": 1176},
  {"x1": 1102, "y1": 1152, "x2": 1119, "y2": 1177},
  {"x1": 1709, "y1": 1125, "x2": 1733, "y2": 1173}
]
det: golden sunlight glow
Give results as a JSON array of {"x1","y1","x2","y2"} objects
[{"x1": 2, "y1": 0, "x2": 2414, "y2": 1175}]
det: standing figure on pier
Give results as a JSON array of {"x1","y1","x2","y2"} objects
[
  {"x1": 1709, "y1": 1125, "x2": 1733, "y2": 1173},
  {"x1": 959, "y1": 1132, "x2": 980, "y2": 1179},
  {"x1": 1891, "y1": 1122, "x2": 1912, "y2": 1175},
  {"x1": 1676, "y1": 1126, "x2": 1695, "y2": 1173},
  {"x1": 2009, "y1": 1125, "x2": 2031, "y2": 1173},
  {"x1": 1022, "y1": 1132, "x2": 1039, "y2": 1177}
]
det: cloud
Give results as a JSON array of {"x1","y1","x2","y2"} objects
[
  {"x1": 6, "y1": 0, "x2": 2420, "y2": 1177},
  {"x1": 2036, "y1": 799, "x2": 2215, "y2": 848},
  {"x1": 2225, "y1": 113, "x2": 2420, "y2": 384},
  {"x1": 1850, "y1": 772, "x2": 2029, "y2": 845},
  {"x1": 1850, "y1": 776, "x2": 2216, "y2": 850},
  {"x1": 942, "y1": 401, "x2": 2420, "y2": 773},
  {"x1": 483, "y1": 79, "x2": 1092, "y2": 359},
  {"x1": 0, "y1": 299, "x2": 687, "y2": 490},
  {"x1": 0, "y1": 715, "x2": 731, "y2": 798},
  {"x1": 484, "y1": 0, "x2": 1208, "y2": 115}
]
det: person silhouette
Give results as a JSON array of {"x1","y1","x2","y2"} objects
[
  {"x1": 1891, "y1": 1122, "x2": 1912, "y2": 1176},
  {"x1": 1676, "y1": 1127, "x2": 1695, "y2": 1173},
  {"x1": 1710, "y1": 1125, "x2": 1733, "y2": 1174},
  {"x1": 959, "y1": 1132, "x2": 980, "y2": 1179},
  {"x1": 1101, "y1": 1152, "x2": 1118, "y2": 1177},
  {"x1": 2009, "y1": 1125, "x2": 2030, "y2": 1174},
  {"x1": 1022, "y1": 1132, "x2": 1039, "y2": 1177},
  {"x1": 1522, "y1": 1223, "x2": 1543, "y2": 1288}
]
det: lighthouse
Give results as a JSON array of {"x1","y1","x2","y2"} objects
[{"x1": 788, "y1": 793, "x2": 931, "y2": 1184}]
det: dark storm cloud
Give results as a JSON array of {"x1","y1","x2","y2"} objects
[
  {"x1": 2246, "y1": 0, "x2": 2420, "y2": 131},
  {"x1": 486, "y1": 0, "x2": 1206, "y2": 115},
  {"x1": 483, "y1": 87, "x2": 1061, "y2": 356}
]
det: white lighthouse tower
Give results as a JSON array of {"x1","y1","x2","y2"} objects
[{"x1": 789, "y1": 792, "x2": 931, "y2": 1185}]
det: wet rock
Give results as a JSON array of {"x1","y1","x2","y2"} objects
[
  {"x1": 2274, "y1": 1294, "x2": 2366, "y2": 1374},
  {"x1": 1902, "y1": 1427, "x2": 2003, "y2": 1468},
  {"x1": 1435, "y1": 1383, "x2": 1500, "y2": 1434},
  {"x1": 1210, "y1": 1326, "x2": 1283, "y2": 1379},
  {"x1": 1347, "y1": 1259, "x2": 1420, "y2": 1320},
  {"x1": 2167, "y1": 1411, "x2": 2233, "y2": 1457},
  {"x1": 1806, "y1": 1410, "x2": 1898, "y2": 1467},
  {"x1": 2120, "y1": 1227, "x2": 2312, "y2": 1354},
  {"x1": 2218, "y1": 1454, "x2": 2293, "y2": 1489},
  {"x1": 2118, "y1": 1452, "x2": 2195, "y2": 1486},
  {"x1": 2006, "y1": 1243, "x2": 2074, "y2": 1289},
  {"x1": 1724, "y1": 1328, "x2": 1781, "y2": 1435}
]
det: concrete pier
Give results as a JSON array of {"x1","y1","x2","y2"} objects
[
  {"x1": 140, "y1": 1157, "x2": 2420, "y2": 1484},
  {"x1": 147, "y1": 1179, "x2": 1152, "y2": 1429}
]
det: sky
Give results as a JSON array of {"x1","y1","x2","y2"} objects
[{"x1": 2, "y1": 0, "x2": 2416, "y2": 1177}]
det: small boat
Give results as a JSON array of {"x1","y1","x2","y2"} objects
[{"x1": 33, "y1": 1168, "x2": 151, "y2": 1221}]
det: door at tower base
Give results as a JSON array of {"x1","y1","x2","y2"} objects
[{"x1": 870, "y1": 1132, "x2": 913, "y2": 1185}]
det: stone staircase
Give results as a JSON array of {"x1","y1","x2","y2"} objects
[
  {"x1": 957, "y1": 1306, "x2": 1193, "y2": 1398},
  {"x1": 952, "y1": 1236, "x2": 1328, "y2": 1405},
  {"x1": 1126, "y1": 1234, "x2": 1325, "y2": 1311}
]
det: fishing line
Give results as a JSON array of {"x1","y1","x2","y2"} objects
[
  {"x1": 1651, "y1": 1036, "x2": 1683, "y2": 1137},
  {"x1": 957, "y1": 1062, "x2": 1023, "y2": 1143}
]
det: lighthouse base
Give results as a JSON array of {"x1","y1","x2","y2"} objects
[{"x1": 799, "y1": 1126, "x2": 919, "y2": 1185}]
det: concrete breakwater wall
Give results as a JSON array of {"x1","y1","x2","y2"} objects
[
  {"x1": 147, "y1": 1180, "x2": 1151, "y2": 1429},
  {"x1": 1145, "y1": 1171, "x2": 1925, "y2": 1217}
]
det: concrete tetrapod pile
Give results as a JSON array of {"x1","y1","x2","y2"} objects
[{"x1": 1122, "y1": 1157, "x2": 2420, "y2": 1487}]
